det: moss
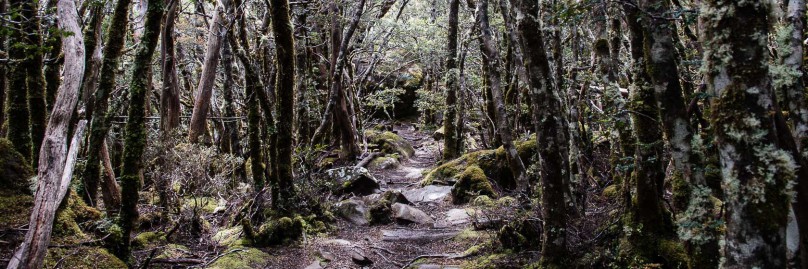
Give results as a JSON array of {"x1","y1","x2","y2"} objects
[
  {"x1": 367, "y1": 191, "x2": 410, "y2": 225},
  {"x1": 156, "y1": 244, "x2": 189, "y2": 259},
  {"x1": 251, "y1": 216, "x2": 305, "y2": 246},
  {"x1": 52, "y1": 192, "x2": 102, "y2": 244},
  {"x1": 451, "y1": 165, "x2": 497, "y2": 204},
  {"x1": 602, "y1": 185, "x2": 619, "y2": 198},
  {"x1": 471, "y1": 195, "x2": 496, "y2": 207},
  {"x1": 205, "y1": 247, "x2": 272, "y2": 269},
  {"x1": 43, "y1": 247, "x2": 127, "y2": 269},
  {"x1": 498, "y1": 218, "x2": 541, "y2": 251},
  {"x1": 183, "y1": 197, "x2": 220, "y2": 214},
  {"x1": 617, "y1": 230, "x2": 689, "y2": 268},
  {"x1": 0, "y1": 193, "x2": 34, "y2": 227},
  {"x1": 212, "y1": 226, "x2": 244, "y2": 247},
  {"x1": 0, "y1": 138, "x2": 33, "y2": 193},
  {"x1": 132, "y1": 231, "x2": 167, "y2": 249},
  {"x1": 422, "y1": 137, "x2": 537, "y2": 188},
  {"x1": 365, "y1": 130, "x2": 416, "y2": 159},
  {"x1": 454, "y1": 228, "x2": 483, "y2": 242},
  {"x1": 460, "y1": 253, "x2": 509, "y2": 269}
]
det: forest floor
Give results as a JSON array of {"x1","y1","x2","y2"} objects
[{"x1": 262, "y1": 123, "x2": 494, "y2": 269}]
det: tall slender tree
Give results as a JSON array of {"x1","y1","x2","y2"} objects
[
  {"x1": 442, "y1": 0, "x2": 461, "y2": 161},
  {"x1": 269, "y1": 0, "x2": 297, "y2": 212},
  {"x1": 5, "y1": 0, "x2": 34, "y2": 164},
  {"x1": 188, "y1": 0, "x2": 228, "y2": 143}
]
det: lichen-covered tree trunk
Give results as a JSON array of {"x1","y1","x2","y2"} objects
[
  {"x1": 779, "y1": 0, "x2": 808, "y2": 266},
  {"x1": 0, "y1": 0, "x2": 6, "y2": 137},
  {"x1": 160, "y1": 0, "x2": 181, "y2": 132},
  {"x1": 81, "y1": 0, "x2": 134, "y2": 206},
  {"x1": 269, "y1": 0, "x2": 297, "y2": 212},
  {"x1": 702, "y1": 1, "x2": 795, "y2": 267},
  {"x1": 638, "y1": 0, "x2": 718, "y2": 266},
  {"x1": 6, "y1": 0, "x2": 34, "y2": 164},
  {"x1": 442, "y1": 0, "x2": 461, "y2": 161},
  {"x1": 188, "y1": 0, "x2": 227, "y2": 143},
  {"x1": 509, "y1": 0, "x2": 570, "y2": 265},
  {"x1": 6, "y1": 0, "x2": 85, "y2": 265},
  {"x1": 476, "y1": 0, "x2": 526, "y2": 191},
  {"x1": 115, "y1": 0, "x2": 164, "y2": 260}
]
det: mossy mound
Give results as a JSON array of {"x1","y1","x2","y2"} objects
[
  {"x1": 498, "y1": 218, "x2": 542, "y2": 251},
  {"x1": 43, "y1": 246, "x2": 127, "y2": 269},
  {"x1": 0, "y1": 138, "x2": 33, "y2": 193},
  {"x1": 156, "y1": 244, "x2": 190, "y2": 259},
  {"x1": 53, "y1": 192, "x2": 102, "y2": 244},
  {"x1": 132, "y1": 231, "x2": 167, "y2": 249},
  {"x1": 364, "y1": 130, "x2": 415, "y2": 159},
  {"x1": 422, "y1": 136, "x2": 537, "y2": 189},
  {"x1": 0, "y1": 192, "x2": 34, "y2": 227},
  {"x1": 451, "y1": 165, "x2": 497, "y2": 204},
  {"x1": 205, "y1": 247, "x2": 272, "y2": 269},
  {"x1": 251, "y1": 216, "x2": 305, "y2": 246},
  {"x1": 212, "y1": 226, "x2": 244, "y2": 247},
  {"x1": 182, "y1": 197, "x2": 223, "y2": 214},
  {"x1": 368, "y1": 191, "x2": 411, "y2": 225},
  {"x1": 616, "y1": 237, "x2": 689, "y2": 268}
]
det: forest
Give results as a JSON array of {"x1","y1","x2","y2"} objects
[{"x1": 0, "y1": 0, "x2": 806, "y2": 268}]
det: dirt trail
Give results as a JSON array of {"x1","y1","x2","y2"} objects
[{"x1": 271, "y1": 123, "x2": 484, "y2": 269}]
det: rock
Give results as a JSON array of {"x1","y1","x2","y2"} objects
[
  {"x1": 325, "y1": 167, "x2": 381, "y2": 196},
  {"x1": 369, "y1": 156, "x2": 400, "y2": 170},
  {"x1": 205, "y1": 247, "x2": 271, "y2": 269},
  {"x1": 367, "y1": 191, "x2": 413, "y2": 225},
  {"x1": 317, "y1": 250, "x2": 336, "y2": 262},
  {"x1": 212, "y1": 226, "x2": 244, "y2": 247},
  {"x1": 451, "y1": 165, "x2": 497, "y2": 204},
  {"x1": 304, "y1": 261, "x2": 323, "y2": 269},
  {"x1": 392, "y1": 203, "x2": 434, "y2": 224},
  {"x1": 363, "y1": 190, "x2": 412, "y2": 205},
  {"x1": 322, "y1": 239, "x2": 353, "y2": 246},
  {"x1": 335, "y1": 198, "x2": 369, "y2": 226},
  {"x1": 403, "y1": 185, "x2": 452, "y2": 203},
  {"x1": 382, "y1": 229, "x2": 461, "y2": 242},
  {"x1": 365, "y1": 129, "x2": 416, "y2": 159},
  {"x1": 351, "y1": 249, "x2": 374, "y2": 266},
  {"x1": 433, "y1": 126, "x2": 445, "y2": 140}
]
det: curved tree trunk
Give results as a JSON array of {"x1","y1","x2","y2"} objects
[
  {"x1": 6, "y1": 0, "x2": 85, "y2": 265},
  {"x1": 160, "y1": 0, "x2": 181, "y2": 132}
]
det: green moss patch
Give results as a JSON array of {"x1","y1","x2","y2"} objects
[
  {"x1": 44, "y1": 247, "x2": 127, "y2": 269},
  {"x1": 132, "y1": 231, "x2": 167, "y2": 249},
  {"x1": 205, "y1": 247, "x2": 272, "y2": 269},
  {"x1": 451, "y1": 166, "x2": 497, "y2": 204},
  {"x1": 0, "y1": 138, "x2": 33, "y2": 193},
  {"x1": 365, "y1": 130, "x2": 416, "y2": 159}
]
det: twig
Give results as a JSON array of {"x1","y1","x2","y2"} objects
[
  {"x1": 373, "y1": 249, "x2": 403, "y2": 267},
  {"x1": 400, "y1": 253, "x2": 457, "y2": 269}
]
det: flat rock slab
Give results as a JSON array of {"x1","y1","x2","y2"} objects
[
  {"x1": 392, "y1": 202, "x2": 434, "y2": 224},
  {"x1": 321, "y1": 239, "x2": 353, "y2": 247},
  {"x1": 335, "y1": 198, "x2": 369, "y2": 226},
  {"x1": 403, "y1": 185, "x2": 452, "y2": 203},
  {"x1": 381, "y1": 229, "x2": 461, "y2": 242},
  {"x1": 434, "y1": 208, "x2": 478, "y2": 228}
]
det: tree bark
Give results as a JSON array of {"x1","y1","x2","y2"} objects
[
  {"x1": 703, "y1": 1, "x2": 793, "y2": 267},
  {"x1": 269, "y1": 0, "x2": 297, "y2": 213},
  {"x1": 509, "y1": 0, "x2": 570, "y2": 265},
  {"x1": 476, "y1": 0, "x2": 526, "y2": 190},
  {"x1": 6, "y1": 0, "x2": 85, "y2": 264},
  {"x1": 5, "y1": 0, "x2": 34, "y2": 164},
  {"x1": 81, "y1": 0, "x2": 134, "y2": 206},
  {"x1": 115, "y1": 0, "x2": 164, "y2": 260},
  {"x1": 160, "y1": 0, "x2": 181, "y2": 132},
  {"x1": 188, "y1": 0, "x2": 228, "y2": 143},
  {"x1": 26, "y1": 0, "x2": 47, "y2": 169},
  {"x1": 442, "y1": 0, "x2": 461, "y2": 161}
]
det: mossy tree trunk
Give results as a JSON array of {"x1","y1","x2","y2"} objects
[
  {"x1": 26, "y1": 0, "x2": 46, "y2": 169},
  {"x1": 270, "y1": 0, "x2": 297, "y2": 213},
  {"x1": 43, "y1": 0, "x2": 62, "y2": 114},
  {"x1": 7, "y1": 0, "x2": 85, "y2": 265},
  {"x1": 0, "y1": 0, "x2": 6, "y2": 137},
  {"x1": 5, "y1": 0, "x2": 34, "y2": 164},
  {"x1": 509, "y1": 0, "x2": 570, "y2": 265},
  {"x1": 702, "y1": 0, "x2": 795, "y2": 267},
  {"x1": 442, "y1": 0, "x2": 461, "y2": 161},
  {"x1": 81, "y1": 0, "x2": 134, "y2": 207},
  {"x1": 115, "y1": 0, "x2": 164, "y2": 261},
  {"x1": 476, "y1": 0, "x2": 527, "y2": 191},
  {"x1": 638, "y1": 0, "x2": 718, "y2": 266}
]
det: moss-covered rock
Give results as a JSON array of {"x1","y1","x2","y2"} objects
[
  {"x1": 205, "y1": 247, "x2": 272, "y2": 269},
  {"x1": 52, "y1": 192, "x2": 102, "y2": 244},
  {"x1": 451, "y1": 166, "x2": 497, "y2": 204},
  {"x1": 43, "y1": 247, "x2": 127, "y2": 269},
  {"x1": 364, "y1": 130, "x2": 415, "y2": 159},
  {"x1": 368, "y1": 156, "x2": 400, "y2": 170},
  {"x1": 422, "y1": 136, "x2": 537, "y2": 189},
  {"x1": 212, "y1": 226, "x2": 244, "y2": 247},
  {"x1": 324, "y1": 167, "x2": 381, "y2": 196},
  {"x1": 132, "y1": 231, "x2": 167, "y2": 249},
  {"x1": 251, "y1": 216, "x2": 305, "y2": 246},
  {"x1": 0, "y1": 138, "x2": 33, "y2": 193},
  {"x1": 156, "y1": 244, "x2": 190, "y2": 259},
  {"x1": 367, "y1": 190, "x2": 412, "y2": 225}
]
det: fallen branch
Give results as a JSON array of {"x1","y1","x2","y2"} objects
[{"x1": 356, "y1": 152, "x2": 382, "y2": 168}]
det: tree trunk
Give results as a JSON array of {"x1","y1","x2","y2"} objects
[
  {"x1": 476, "y1": 0, "x2": 526, "y2": 190},
  {"x1": 44, "y1": 0, "x2": 62, "y2": 114},
  {"x1": 100, "y1": 140, "x2": 122, "y2": 215},
  {"x1": 82, "y1": 0, "x2": 134, "y2": 206},
  {"x1": 442, "y1": 0, "x2": 461, "y2": 161},
  {"x1": 509, "y1": 0, "x2": 570, "y2": 265},
  {"x1": 5, "y1": 0, "x2": 34, "y2": 164},
  {"x1": 188, "y1": 0, "x2": 228, "y2": 143},
  {"x1": 26, "y1": 0, "x2": 47, "y2": 169},
  {"x1": 6, "y1": 0, "x2": 85, "y2": 264},
  {"x1": 311, "y1": 0, "x2": 365, "y2": 160},
  {"x1": 703, "y1": 1, "x2": 793, "y2": 267},
  {"x1": 115, "y1": 0, "x2": 164, "y2": 260},
  {"x1": 269, "y1": 0, "x2": 297, "y2": 213},
  {"x1": 160, "y1": 0, "x2": 181, "y2": 132}
]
